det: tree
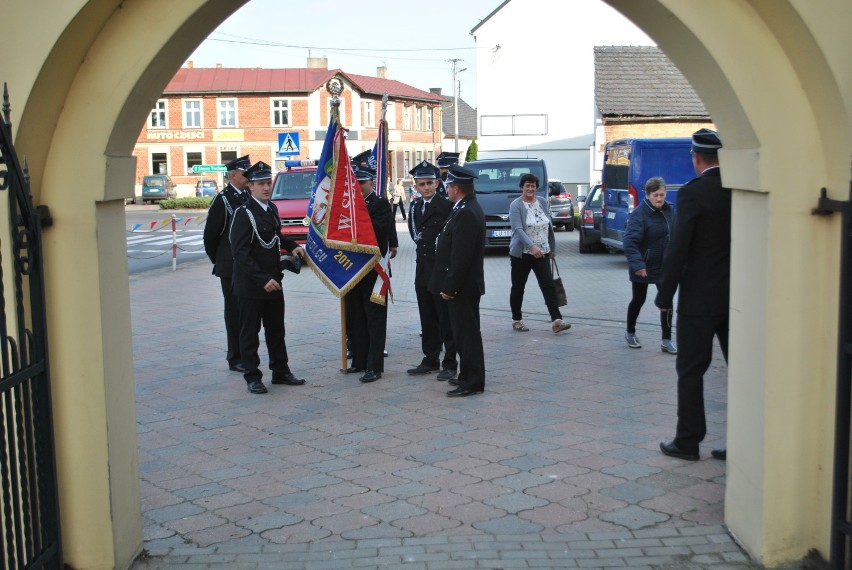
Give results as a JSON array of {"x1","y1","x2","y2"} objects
[{"x1": 465, "y1": 139, "x2": 478, "y2": 162}]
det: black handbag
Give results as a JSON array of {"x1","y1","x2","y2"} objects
[{"x1": 551, "y1": 258, "x2": 568, "y2": 307}]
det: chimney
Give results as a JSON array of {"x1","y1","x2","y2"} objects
[
  {"x1": 186, "y1": 60, "x2": 194, "y2": 69},
  {"x1": 307, "y1": 56, "x2": 329, "y2": 69},
  {"x1": 215, "y1": 63, "x2": 222, "y2": 69},
  {"x1": 429, "y1": 88, "x2": 442, "y2": 96},
  {"x1": 377, "y1": 66, "x2": 387, "y2": 79}
]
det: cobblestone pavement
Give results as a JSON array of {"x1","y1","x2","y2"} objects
[{"x1": 130, "y1": 224, "x2": 743, "y2": 569}]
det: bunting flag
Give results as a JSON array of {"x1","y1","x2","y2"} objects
[
  {"x1": 304, "y1": 117, "x2": 381, "y2": 297},
  {"x1": 369, "y1": 118, "x2": 389, "y2": 200}
]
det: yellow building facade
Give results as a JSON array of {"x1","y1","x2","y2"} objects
[{"x1": 1, "y1": 0, "x2": 850, "y2": 568}]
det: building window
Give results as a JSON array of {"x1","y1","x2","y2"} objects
[
  {"x1": 149, "y1": 100, "x2": 166, "y2": 129},
  {"x1": 426, "y1": 108, "x2": 433, "y2": 131},
  {"x1": 271, "y1": 99, "x2": 289, "y2": 127},
  {"x1": 386, "y1": 102, "x2": 396, "y2": 129},
  {"x1": 183, "y1": 99, "x2": 201, "y2": 128},
  {"x1": 218, "y1": 99, "x2": 237, "y2": 127},
  {"x1": 403, "y1": 105, "x2": 411, "y2": 130},
  {"x1": 364, "y1": 101, "x2": 374, "y2": 127},
  {"x1": 404, "y1": 151, "x2": 411, "y2": 174},
  {"x1": 416, "y1": 150, "x2": 422, "y2": 164},
  {"x1": 415, "y1": 107, "x2": 422, "y2": 131},
  {"x1": 151, "y1": 152, "x2": 168, "y2": 175},
  {"x1": 427, "y1": 151, "x2": 433, "y2": 163},
  {"x1": 185, "y1": 149, "x2": 203, "y2": 172}
]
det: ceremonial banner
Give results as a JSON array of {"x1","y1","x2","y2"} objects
[
  {"x1": 369, "y1": 117, "x2": 389, "y2": 200},
  {"x1": 305, "y1": 118, "x2": 380, "y2": 297}
]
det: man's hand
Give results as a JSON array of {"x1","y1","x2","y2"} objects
[
  {"x1": 291, "y1": 247, "x2": 307, "y2": 260},
  {"x1": 389, "y1": 247, "x2": 398, "y2": 259},
  {"x1": 440, "y1": 292, "x2": 454, "y2": 300},
  {"x1": 635, "y1": 269, "x2": 648, "y2": 278},
  {"x1": 263, "y1": 279, "x2": 282, "y2": 292}
]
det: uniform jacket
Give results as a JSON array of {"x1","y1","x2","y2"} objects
[
  {"x1": 408, "y1": 194, "x2": 452, "y2": 286},
  {"x1": 623, "y1": 198, "x2": 676, "y2": 284},
  {"x1": 428, "y1": 194, "x2": 486, "y2": 298},
  {"x1": 365, "y1": 192, "x2": 397, "y2": 257},
  {"x1": 508, "y1": 196, "x2": 556, "y2": 258},
  {"x1": 229, "y1": 198, "x2": 300, "y2": 300},
  {"x1": 657, "y1": 167, "x2": 731, "y2": 316},
  {"x1": 203, "y1": 183, "x2": 247, "y2": 278}
]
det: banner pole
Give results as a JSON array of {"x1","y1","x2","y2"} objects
[{"x1": 340, "y1": 296, "x2": 348, "y2": 371}]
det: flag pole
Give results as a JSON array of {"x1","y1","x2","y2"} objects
[{"x1": 328, "y1": 84, "x2": 350, "y2": 372}]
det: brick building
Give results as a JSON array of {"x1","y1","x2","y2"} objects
[{"x1": 133, "y1": 59, "x2": 445, "y2": 196}]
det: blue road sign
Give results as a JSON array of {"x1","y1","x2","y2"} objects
[{"x1": 278, "y1": 132, "x2": 301, "y2": 156}]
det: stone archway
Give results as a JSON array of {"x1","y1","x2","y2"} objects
[{"x1": 3, "y1": 1, "x2": 850, "y2": 568}]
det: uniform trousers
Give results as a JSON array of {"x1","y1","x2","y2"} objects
[
  {"x1": 237, "y1": 294, "x2": 290, "y2": 384},
  {"x1": 220, "y1": 277, "x2": 242, "y2": 366},
  {"x1": 510, "y1": 254, "x2": 562, "y2": 322},
  {"x1": 674, "y1": 313, "x2": 729, "y2": 452},
  {"x1": 348, "y1": 272, "x2": 387, "y2": 373},
  {"x1": 447, "y1": 295, "x2": 485, "y2": 392},
  {"x1": 415, "y1": 283, "x2": 457, "y2": 371}
]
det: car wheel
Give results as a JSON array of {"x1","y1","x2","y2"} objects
[
  {"x1": 565, "y1": 219, "x2": 575, "y2": 232},
  {"x1": 579, "y1": 228, "x2": 592, "y2": 253}
]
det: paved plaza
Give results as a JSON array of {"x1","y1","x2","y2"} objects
[{"x1": 130, "y1": 222, "x2": 746, "y2": 569}]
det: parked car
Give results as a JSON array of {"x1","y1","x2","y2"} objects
[
  {"x1": 547, "y1": 179, "x2": 574, "y2": 231},
  {"x1": 141, "y1": 174, "x2": 176, "y2": 203},
  {"x1": 578, "y1": 184, "x2": 605, "y2": 253},
  {"x1": 270, "y1": 160, "x2": 317, "y2": 243},
  {"x1": 195, "y1": 178, "x2": 219, "y2": 197},
  {"x1": 461, "y1": 158, "x2": 549, "y2": 248}
]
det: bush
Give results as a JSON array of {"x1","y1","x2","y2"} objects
[{"x1": 159, "y1": 197, "x2": 212, "y2": 210}]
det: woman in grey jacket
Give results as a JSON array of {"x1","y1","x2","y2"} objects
[
  {"x1": 623, "y1": 176, "x2": 677, "y2": 353},
  {"x1": 508, "y1": 174, "x2": 571, "y2": 333}
]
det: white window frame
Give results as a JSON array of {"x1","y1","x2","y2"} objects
[
  {"x1": 218, "y1": 98, "x2": 238, "y2": 128},
  {"x1": 415, "y1": 106, "x2": 422, "y2": 131},
  {"x1": 403, "y1": 105, "x2": 411, "y2": 130},
  {"x1": 149, "y1": 99, "x2": 167, "y2": 129},
  {"x1": 364, "y1": 101, "x2": 374, "y2": 127},
  {"x1": 426, "y1": 107, "x2": 433, "y2": 131},
  {"x1": 271, "y1": 98, "x2": 289, "y2": 127},
  {"x1": 184, "y1": 146, "x2": 204, "y2": 174},
  {"x1": 386, "y1": 102, "x2": 396, "y2": 129},
  {"x1": 182, "y1": 99, "x2": 202, "y2": 128}
]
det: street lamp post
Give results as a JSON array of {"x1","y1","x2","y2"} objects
[{"x1": 449, "y1": 59, "x2": 467, "y2": 153}]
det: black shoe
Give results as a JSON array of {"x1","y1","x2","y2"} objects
[
  {"x1": 359, "y1": 370, "x2": 382, "y2": 383},
  {"x1": 448, "y1": 378, "x2": 460, "y2": 386},
  {"x1": 659, "y1": 440, "x2": 699, "y2": 461},
  {"x1": 711, "y1": 448, "x2": 727, "y2": 460},
  {"x1": 407, "y1": 363, "x2": 440, "y2": 375},
  {"x1": 446, "y1": 387, "x2": 483, "y2": 397},
  {"x1": 271, "y1": 371, "x2": 306, "y2": 385},
  {"x1": 346, "y1": 350, "x2": 352, "y2": 359},
  {"x1": 383, "y1": 350, "x2": 389, "y2": 357},
  {"x1": 229, "y1": 363, "x2": 247, "y2": 373},
  {"x1": 436, "y1": 369, "x2": 456, "y2": 381},
  {"x1": 344, "y1": 366, "x2": 365, "y2": 374},
  {"x1": 246, "y1": 380, "x2": 268, "y2": 394}
]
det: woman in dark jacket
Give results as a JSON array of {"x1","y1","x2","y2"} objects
[{"x1": 623, "y1": 177, "x2": 677, "y2": 353}]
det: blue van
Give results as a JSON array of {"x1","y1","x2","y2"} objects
[
  {"x1": 599, "y1": 138, "x2": 694, "y2": 250},
  {"x1": 462, "y1": 158, "x2": 548, "y2": 248}
]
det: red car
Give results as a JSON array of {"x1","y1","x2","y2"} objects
[{"x1": 271, "y1": 160, "x2": 318, "y2": 244}]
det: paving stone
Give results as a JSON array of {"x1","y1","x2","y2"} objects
[
  {"x1": 473, "y1": 514, "x2": 544, "y2": 534},
  {"x1": 600, "y1": 505, "x2": 670, "y2": 530},
  {"x1": 600, "y1": 481, "x2": 666, "y2": 503}
]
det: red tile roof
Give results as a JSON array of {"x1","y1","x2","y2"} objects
[{"x1": 164, "y1": 67, "x2": 444, "y2": 103}]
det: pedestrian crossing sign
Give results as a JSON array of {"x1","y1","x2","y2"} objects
[{"x1": 278, "y1": 132, "x2": 301, "y2": 156}]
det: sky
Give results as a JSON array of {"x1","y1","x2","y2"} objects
[{"x1": 187, "y1": 0, "x2": 504, "y2": 107}]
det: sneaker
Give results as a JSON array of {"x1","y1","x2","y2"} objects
[
  {"x1": 625, "y1": 332, "x2": 641, "y2": 348},
  {"x1": 661, "y1": 339, "x2": 678, "y2": 354},
  {"x1": 552, "y1": 319, "x2": 571, "y2": 333}
]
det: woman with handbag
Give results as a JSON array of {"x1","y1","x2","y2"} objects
[
  {"x1": 508, "y1": 173, "x2": 572, "y2": 334},
  {"x1": 623, "y1": 176, "x2": 677, "y2": 353}
]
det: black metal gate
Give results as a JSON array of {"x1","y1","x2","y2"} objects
[
  {"x1": 815, "y1": 175, "x2": 852, "y2": 570},
  {"x1": 0, "y1": 84, "x2": 62, "y2": 569}
]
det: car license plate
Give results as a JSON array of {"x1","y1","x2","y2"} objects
[
  {"x1": 491, "y1": 230, "x2": 512, "y2": 237},
  {"x1": 607, "y1": 212, "x2": 616, "y2": 219}
]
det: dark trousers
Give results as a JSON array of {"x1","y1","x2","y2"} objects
[
  {"x1": 510, "y1": 254, "x2": 562, "y2": 321},
  {"x1": 392, "y1": 198, "x2": 407, "y2": 220},
  {"x1": 220, "y1": 277, "x2": 241, "y2": 366},
  {"x1": 674, "y1": 313, "x2": 729, "y2": 452},
  {"x1": 448, "y1": 295, "x2": 485, "y2": 392},
  {"x1": 626, "y1": 282, "x2": 672, "y2": 339},
  {"x1": 415, "y1": 283, "x2": 457, "y2": 371},
  {"x1": 237, "y1": 294, "x2": 289, "y2": 383},
  {"x1": 348, "y1": 273, "x2": 387, "y2": 373}
]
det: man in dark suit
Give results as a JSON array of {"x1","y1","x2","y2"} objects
[
  {"x1": 656, "y1": 129, "x2": 731, "y2": 461},
  {"x1": 346, "y1": 165, "x2": 398, "y2": 384},
  {"x1": 435, "y1": 152, "x2": 460, "y2": 196},
  {"x1": 429, "y1": 164, "x2": 486, "y2": 397},
  {"x1": 406, "y1": 161, "x2": 457, "y2": 381},
  {"x1": 230, "y1": 161, "x2": 307, "y2": 394},
  {"x1": 203, "y1": 155, "x2": 250, "y2": 373}
]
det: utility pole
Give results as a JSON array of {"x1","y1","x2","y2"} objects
[{"x1": 449, "y1": 59, "x2": 467, "y2": 153}]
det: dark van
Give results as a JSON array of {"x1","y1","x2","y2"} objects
[
  {"x1": 600, "y1": 138, "x2": 694, "y2": 250},
  {"x1": 461, "y1": 158, "x2": 548, "y2": 248}
]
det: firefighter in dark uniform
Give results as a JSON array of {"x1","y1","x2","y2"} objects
[
  {"x1": 229, "y1": 161, "x2": 307, "y2": 394},
  {"x1": 429, "y1": 164, "x2": 486, "y2": 397},
  {"x1": 345, "y1": 165, "x2": 398, "y2": 384},
  {"x1": 435, "y1": 152, "x2": 460, "y2": 196},
  {"x1": 656, "y1": 129, "x2": 731, "y2": 461},
  {"x1": 203, "y1": 154, "x2": 250, "y2": 373},
  {"x1": 405, "y1": 160, "x2": 457, "y2": 381}
]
